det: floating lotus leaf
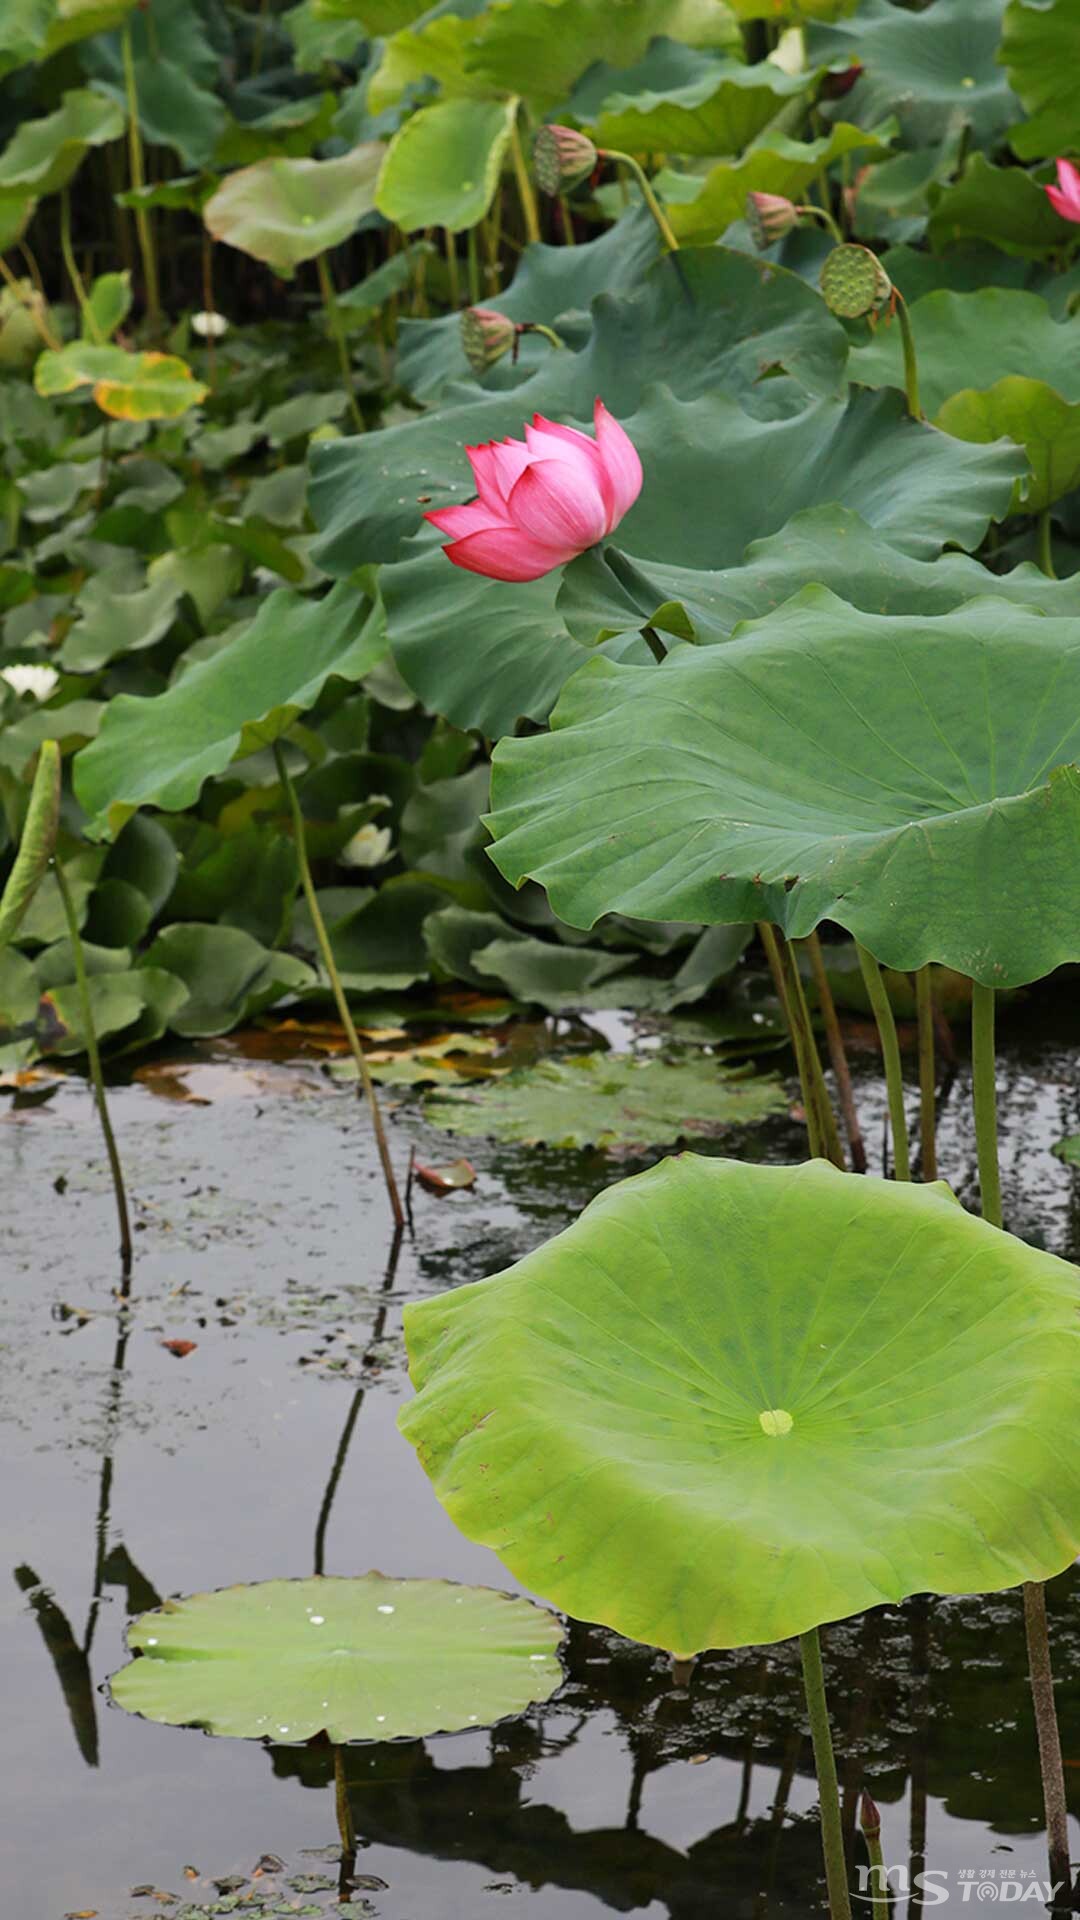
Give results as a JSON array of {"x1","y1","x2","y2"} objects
[
  {"x1": 487, "y1": 589, "x2": 1080, "y2": 987},
  {"x1": 399, "y1": 1155, "x2": 1080, "y2": 1654},
  {"x1": 203, "y1": 146, "x2": 384, "y2": 276},
  {"x1": 109, "y1": 1575, "x2": 564, "y2": 1741},
  {"x1": 424, "y1": 1052, "x2": 786, "y2": 1149},
  {"x1": 849, "y1": 288, "x2": 1080, "y2": 414}
]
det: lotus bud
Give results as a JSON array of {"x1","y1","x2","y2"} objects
[
  {"x1": 821, "y1": 61, "x2": 862, "y2": 101},
  {"x1": 746, "y1": 191, "x2": 800, "y2": 250},
  {"x1": 533, "y1": 124, "x2": 598, "y2": 197},
  {"x1": 859, "y1": 1790, "x2": 881, "y2": 1838},
  {"x1": 820, "y1": 242, "x2": 892, "y2": 320},
  {"x1": 460, "y1": 305, "x2": 517, "y2": 376}
]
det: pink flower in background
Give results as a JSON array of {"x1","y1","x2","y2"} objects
[
  {"x1": 425, "y1": 398, "x2": 642, "y2": 582},
  {"x1": 1045, "y1": 159, "x2": 1080, "y2": 223}
]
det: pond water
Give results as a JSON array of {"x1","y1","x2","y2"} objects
[{"x1": 5, "y1": 988, "x2": 1080, "y2": 1920}]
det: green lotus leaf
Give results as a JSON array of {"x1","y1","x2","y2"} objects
[
  {"x1": 0, "y1": 1, "x2": 139, "y2": 77},
  {"x1": 725, "y1": 0, "x2": 856, "y2": 14},
  {"x1": 33, "y1": 343, "x2": 208, "y2": 420},
  {"x1": 809, "y1": 0, "x2": 1018, "y2": 150},
  {"x1": 109, "y1": 1575, "x2": 565, "y2": 1742},
  {"x1": 38, "y1": 963, "x2": 189, "y2": 1057},
  {"x1": 375, "y1": 98, "x2": 516, "y2": 234},
  {"x1": 73, "y1": 582, "x2": 385, "y2": 840},
  {"x1": 396, "y1": 209, "x2": 660, "y2": 405},
  {"x1": 424, "y1": 1052, "x2": 786, "y2": 1149},
  {"x1": 486, "y1": 589, "x2": 1080, "y2": 987},
  {"x1": 140, "y1": 924, "x2": 314, "y2": 1037},
  {"x1": 204, "y1": 145, "x2": 384, "y2": 275},
  {"x1": 585, "y1": 59, "x2": 813, "y2": 158},
  {"x1": 1052, "y1": 1135, "x2": 1080, "y2": 1168},
  {"x1": 667, "y1": 125, "x2": 888, "y2": 245},
  {"x1": 78, "y1": 0, "x2": 224, "y2": 169},
  {"x1": 0, "y1": 739, "x2": 60, "y2": 949},
  {"x1": 927, "y1": 152, "x2": 1069, "y2": 258},
  {"x1": 558, "y1": 506, "x2": 1080, "y2": 647},
  {"x1": 1000, "y1": 0, "x2": 1080, "y2": 160},
  {"x1": 0, "y1": 88, "x2": 124, "y2": 194},
  {"x1": 849, "y1": 288, "x2": 1080, "y2": 416},
  {"x1": 399, "y1": 1155, "x2": 1080, "y2": 1654},
  {"x1": 936, "y1": 377, "x2": 1080, "y2": 513}
]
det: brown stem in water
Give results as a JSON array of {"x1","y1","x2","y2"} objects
[{"x1": 1023, "y1": 1580, "x2": 1072, "y2": 1903}]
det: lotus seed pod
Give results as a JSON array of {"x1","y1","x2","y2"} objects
[
  {"x1": 745, "y1": 191, "x2": 800, "y2": 250},
  {"x1": 460, "y1": 306, "x2": 516, "y2": 376},
  {"x1": 533, "y1": 124, "x2": 598, "y2": 197},
  {"x1": 820, "y1": 243, "x2": 892, "y2": 319}
]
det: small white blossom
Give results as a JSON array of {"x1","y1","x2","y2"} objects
[
  {"x1": 338, "y1": 823, "x2": 393, "y2": 869},
  {"x1": 191, "y1": 310, "x2": 228, "y2": 339},
  {"x1": 1, "y1": 663, "x2": 58, "y2": 702}
]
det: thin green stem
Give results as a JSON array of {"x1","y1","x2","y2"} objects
[
  {"x1": 805, "y1": 931, "x2": 866, "y2": 1173},
  {"x1": 604, "y1": 149, "x2": 679, "y2": 252},
  {"x1": 508, "y1": 107, "x2": 541, "y2": 245},
  {"x1": 797, "y1": 201, "x2": 843, "y2": 244},
  {"x1": 915, "y1": 965, "x2": 937, "y2": 1182},
  {"x1": 760, "y1": 924, "x2": 844, "y2": 1168},
  {"x1": 333, "y1": 1743, "x2": 356, "y2": 1855},
  {"x1": 800, "y1": 1628, "x2": 853, "y2": 1920},
  {"x1": 859, "y1": 1794, "x2": 889, "y2": 1920},
  {"x1": 856, "y1": 943, "x2": 910, "y2": 1179},
  {"x1": 316, "y1": 253, "x2": 363, "y2": 433},
  {"x1": 0, "y1": 252, "x2": 60, "y2": 350},
  {"x1": 1038, "y1": 507, "x2": 1057, "y2": 579},
  {"x1": 60, "y1": 188, "x2": 100, "y2": 340},
  {"x1": 557, "y1": 193, "x2": 576, "y2": 245},
  {"x1": 466, "y1": 221, "x2": 481, "y2": 305},
  {"x1": 783, "y1": 935, "x2": 846, "y2": 1169},
  {"x1": 1022, "y1": 1580, "x2": 1072, "y2": 1902},
  {"x1": 519, "y1": 321, "x2": 563, "y2": 352},
  {"x1": 640, "y1": 623, "x2": 667, "y2": 663},
  {"x1": 442, "y1": 227, "x2": 460, "y2": 309},
  {"x1": 54, "y1": 858, "x2": 132, "y2": 1275},
  {"x1": 970, "y1": 982, "x2": 1001, "y2": 1228},
  {"x1": 895, "y1": 292, "x2": 921, "y2": 421},
  {"x1": 275, "y1": 744, "x2": 404, "y2": 1228},
  {"x1": 121, "y1": 22, "x2": 160, "y2": 333}
]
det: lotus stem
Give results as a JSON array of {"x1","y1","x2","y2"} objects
[
  {"x1": 274, "y1": 744, "x2": 404, "y2": 1229},
  {"x1": 804, "y1": 931, "x2": 866, "y2": 1172},
  {"x1": 0, "y1": 251, "x2": 61, "y2": 351},
  {"x1": 856, "y1": 944, "x2": 910, "y2": 1179},
  {"x1": 800, "y1": 1627, "x2": 853, "y2": 1920},
  {"x1": 54, "y1": 856, "x2": 132, "y2": 1276},
  {"x1": 1038, "y1": 507, "x2": 1057, "y2": 580},
  {"x1": 442, "y1": 227, "x2": 460, "y2": 308},
  {"x1": 1022, "y1": 1580, "x2": 1072, "y2": 1903},
  {"x1": 508, "y1": 106, "x2": 541, "y2": 245},
  {"x1": 120, "y1": 21, "x2": 161, "y2": 333},
  {"x1": 915, "y1": 965, "x2": 937, "y2": 1182},
  {"x1": 797, "y1": 201, "x2": 844, "y2": 245},
  {"x1": 466, "y1": 222, "x2": 481, "y2": 305},
  {"x1": 760, "y1": 924, "x2": 844, "y2": 1168},
  {"x1": 558, "y1": 193, "x2": 576, "y2": 244},
  {"x1": 60, "y1": 188, "x2": 99, "y2": 341},
  {"x1": 894, "y1": 291, "x2": 921, "y2": 421},
  {"x1": 316, "y1": 253, "x2": 364, "y2": 434},
  {"x1": 640, "y1": 623, "x2": 668, "y2": 663},
  {"x1": 333, "y1": 1743, "x2": 357, "y2": 1856},
  {"x1": 970, "y1": 982, "x2": 1002, "y2": 1228},
  {"x1": 604, "y1": 148, "x2": 679, "y2": 252}
]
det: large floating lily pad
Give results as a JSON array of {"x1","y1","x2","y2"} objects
[
  {"x1": 487, "y1": 589, "x2": 1080, "y2": 987},
  {"x1": 110, "y1": 1574, "x2": 564, "y2": 1741},
  {"x1": 399, "y1": 1155, "x2": 1080, "y2": 1654},
  {"x1": 424, "y1": 1052, "x2": 786, "y2": 1149}
]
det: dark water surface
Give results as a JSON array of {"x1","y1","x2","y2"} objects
[{"x1": 5, "y1": 991, "x2": 1080, "y2": 1919}]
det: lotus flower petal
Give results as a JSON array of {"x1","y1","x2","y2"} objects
[
  {"x1": 442, "y1": 524, "x2": 570, "y2": 582},
  {"x1": 508, "y1": 459, "x2": 609, "y2": 550}
]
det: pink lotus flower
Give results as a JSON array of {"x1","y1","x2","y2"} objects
[
  {"x1": 1045, "y1": 158, "x2": 1080, "y2": 223},
  {"x1": 425, "y1": 397, "x2": 642, "y2": 582}
]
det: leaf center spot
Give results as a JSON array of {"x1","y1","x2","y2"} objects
[{"x1": 759, "y1": 1408, "x2": 794, "y2": 1438}]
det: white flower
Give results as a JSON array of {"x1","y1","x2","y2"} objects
[
  {"x1": 191, "y1": 310, "x2": 228, "y2": 339},
  {"x1": 1, "y1": 663, "x2": 59, "y2": 701},
  {"x1": 338, "y1": 823, "x2": 393, "y2": 869}
]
